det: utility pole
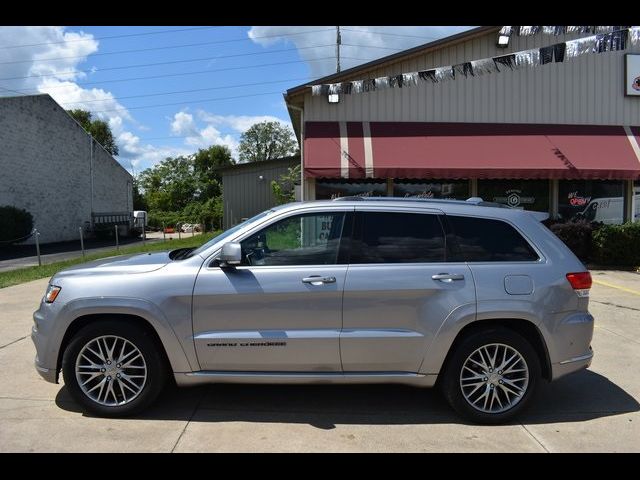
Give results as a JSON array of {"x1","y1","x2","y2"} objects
[{"x1": 336, "y1": 26, "x2": 341, "y2": 73}]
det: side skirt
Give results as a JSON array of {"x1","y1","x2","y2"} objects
[{"x1": 174, "y1": 371, "x2": 437, "y2": 387}]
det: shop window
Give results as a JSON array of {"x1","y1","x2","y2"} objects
[
  {"x1": 477, "y1": 180, "x2": 549, "y2": 212},
  {"x1": 393, "y1": 179, "x2": 469, "y2": 199},
  {"x1": 558, "y1": 180, "x2": 624, "y2": 225},
  {"x1": 315, "y1": 179, "x2": 387, "y2": 200}
]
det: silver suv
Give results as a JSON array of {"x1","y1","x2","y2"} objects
[{"x1": 32, "y1": 198, "x2": 594, "y2": 424}]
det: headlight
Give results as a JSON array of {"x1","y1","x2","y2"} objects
[{"x1": 45, "y1": 285, "x2": 61, "y2": 303}]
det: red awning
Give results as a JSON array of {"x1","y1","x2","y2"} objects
[{"x1": 303, "y1": 122, "x2": 640, "y2": 180}]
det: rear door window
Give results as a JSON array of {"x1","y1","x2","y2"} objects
[
  {"x1": 446, "y1": 215, "x2": 539, "y2": 262},
  {"x1": 351, "y1": 211, "x2": 446, "y2": 264}
]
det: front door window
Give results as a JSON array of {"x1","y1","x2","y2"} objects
[{"x1": 240, "y1": 212, "x2": 345, "y2": 266}]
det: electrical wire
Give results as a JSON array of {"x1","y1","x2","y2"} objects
[
  {"x1": 0, "y1": 26, "x2": 225, "y2": 50},
  {"x1": 341, "y1": 28, "x2": 440, "y2": 41},
  {"x1": 0, "y1": 57, "x2": 335, "y2": 94},
  {"x1": 60, "y1": 77, "x2": 310, "y2": 105},
  {"x1": 341, "y1": 43, "x2": 406, "y2": 51},
  {"x1": 0, "y1": 28, "x2": 335, "y2": 66},
  {"x1": 0, "y1": 43, "x2": 336, "y2": 82},
  {"x1": 64, "y1": 90, "x2": 286, "y2": 114}
]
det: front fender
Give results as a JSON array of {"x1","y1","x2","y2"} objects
[{"x1": 51, "y1": 297, "x2": 196, "y2": 373}]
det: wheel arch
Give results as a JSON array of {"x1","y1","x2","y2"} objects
[
  {"x1": 57, "y1": 313, "x2": 171, "y2": 375},
  {"x1": 437, "y1": 318, "x2": 552, "y2": 383}
]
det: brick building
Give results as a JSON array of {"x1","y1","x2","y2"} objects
[{"x1": 0, "y1": 94, "x2": 133, "y2": 244}]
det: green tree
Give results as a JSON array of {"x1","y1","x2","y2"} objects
[
  {"x1": 138, "y1": 156, "x2": 197, "y2": 212},
  {"x1": 238, "y1": 121, "x2": 298, "y2": 163},
  {"x1": 192, "y1": 145, "x2": 234, "y2": 199},
  {"x1": 67, "y1": 109, "x2": 119, "y2": 156},
  {"x1": 271, "y1": 164, "x2": 301, "y2": 205},
  {"x1": 132, "y1": 177, "x2": 148, "y2": 211}
]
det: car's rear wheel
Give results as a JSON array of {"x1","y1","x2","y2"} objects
[
  {"x1": 62, "y1": 320, "x2": 167, "y2": 417},
  {"x1": 441, "y1": 327, "x2": 541, "y2": 424}
]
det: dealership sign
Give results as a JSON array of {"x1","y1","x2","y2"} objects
[
  {"x1": 625, "y1": 54, "x2": 640, "y2": 96},
  {"x1": 494, "y1": 189, "x2": 535, "y2": 209}
]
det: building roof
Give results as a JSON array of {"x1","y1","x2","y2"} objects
[
  {"x1": 283, "y1": 26, "x2": 499, "y2": 141},
  {"x1": 217, "y1": 155, "x2": 300, "y2": 174},
  {"x1": 284, "y1": 26, "x2": 497, "y2": 100}
]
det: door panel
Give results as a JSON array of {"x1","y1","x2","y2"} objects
[
  {"x1": 192, "y1": 209, "x2": 351, "y2": 372},
  {"x1": 340, "y1": 209, "x2": 476, "y2": 373},
  {"x1": 341, "y1": 264, "x2": 476, "y2": 372},
  {"x1": 193, "y1": 266, "x2": 346, "y2": 371}
]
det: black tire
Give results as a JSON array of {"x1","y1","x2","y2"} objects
[
  {"x1": 441, "y1": 327, "x2": 541, "y2": 425},
  {"x1": 62, "y1": 320, "x2": 167, "y2": 417}
]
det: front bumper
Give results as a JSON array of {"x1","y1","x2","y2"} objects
[
  {"x1": 31, "y1": 302, "x2": 60, "y2": 384},
  {"x1": 34, "y1": 357, "x2": 58, "y2": 383}
]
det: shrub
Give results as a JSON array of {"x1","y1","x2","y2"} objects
[
  {"x1": 0, "y1": 205, "x2": 34, "y2": 244},
  {"x1": 549, "y1": 220, "x2": 598, "y2": 260},
  {"x1": 591, "y1": 222, "x2": 640, "y2": 267}
]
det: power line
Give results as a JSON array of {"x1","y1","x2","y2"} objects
[
  {"x1": 1, "y1": 57, "x2": 335, "y2": 93},
  {"x1": 0, "y1": 43, "x2": 336, "y2": 82},
  {"x1": 0, "y1": 26, "x2": 225, "y2": 51},
  {"x1": 71, "y1": 90, "x2": 286, "y2": 115},
  {"x1": 342, "y1": 43, "x2": 406, "y2": 51},
  {"x1": 60, "y1": 77, "x2": 310, "y2": 105},
  {"x1": 0, "y1": 28, "x2": 335, "y2": 66},
  {"x1": 0, "y1": 84, "x2": 28, "y2": 96},
  {"x1": 341, "y1": 28, "x2": 440, "y2": 41}
]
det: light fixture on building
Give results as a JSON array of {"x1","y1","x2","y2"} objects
[
  {"x1": 328, "y1": 93, "x2": 340, "y2": 104},
  {"x1": 497, "y1": 35, "x2": 510, "y2": 48}
]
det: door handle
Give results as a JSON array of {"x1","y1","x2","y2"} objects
[
  {"x1": 302, "y1": 276, "x2": 336, "y2": 285},
  {"x1": 431, "y1": 273, "x2": 465, "y2": 282}
]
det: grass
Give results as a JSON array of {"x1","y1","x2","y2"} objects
[{"x1": 0, "y1": 232, "x2": 220, "y2": 289}]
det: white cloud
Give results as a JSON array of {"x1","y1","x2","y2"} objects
[
  {"x1": 0, "y1": 26, "x2": 148, "y2": 168},
  {"x1": 118, "y1": 130, "x2": 192, "y2": 172},
  {"x1": 248, "y1": 26, "x2": 474, "y2": 77},
  {"x1": 196, "y1": 111, "x2": 291, "y2": 133},
  {"x1": 168, "y1": 110, "x2": 291, "y2": 159},
  {"x1": 170, "y1": 111, "x2": 198, "y2": 136}
]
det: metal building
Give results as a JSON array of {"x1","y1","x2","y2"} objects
[
  {"x1": 0, "y1": 94, "x2": 133, "y2": 244},
  {"x1": 284, "y1": 26, "x2": 640, "y2": 224},
  {"x1": 220, "y1": 156, "x2": 299, "y2": 229}
]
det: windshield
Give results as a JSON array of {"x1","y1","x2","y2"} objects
[{"x1": 188, "y1": 210, "x2": 273, "y2": 258}]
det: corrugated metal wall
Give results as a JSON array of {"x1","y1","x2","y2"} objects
[
  {"x1": 304, "y1": 30, "x2": 640, "y2": 126},
  {"x1": 222, "y1": 158, "x2": 298, "y2": 229}
]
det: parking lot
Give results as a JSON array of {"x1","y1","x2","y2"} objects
[{"x1": 0, "y1": 270, "x2": 638, "y2": 452}]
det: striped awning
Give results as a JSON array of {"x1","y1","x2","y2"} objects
[{"x1": 303, "y1": 121, "x2": 640, "y2": 180}]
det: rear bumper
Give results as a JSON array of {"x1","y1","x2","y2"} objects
[{"x1": 551, "y1": 347, "x2": 593, "y2": 380}]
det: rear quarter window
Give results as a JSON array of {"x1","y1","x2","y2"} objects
[{"x1": 446, "y1": 215, "x2": 539, "y2": 262}]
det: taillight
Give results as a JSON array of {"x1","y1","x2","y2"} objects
[{"x1": 566, "y1": 272, "x2": 592, "y2": 297}]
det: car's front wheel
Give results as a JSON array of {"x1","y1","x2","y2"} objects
[
  {"x1": 441, "y1": 327, "x2": 541, "y2": 424},
  {"x1": 62, "y1": 320, "x2": 167, "y2": 417}
]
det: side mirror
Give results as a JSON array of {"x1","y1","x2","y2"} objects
[{"x1": 217, "y1": 242, "x2": 242, "y2": 267}]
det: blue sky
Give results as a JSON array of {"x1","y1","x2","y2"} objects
[{"x1": 0, "y1": 26, "x2": 472, "y2": 173}]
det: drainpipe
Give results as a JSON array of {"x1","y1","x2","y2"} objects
[{"x1": 286, "y1": 101, "x2": 304, "y2": 201}]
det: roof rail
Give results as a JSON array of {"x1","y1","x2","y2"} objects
[{"x1": 331, "y1": 196, "x2": 509, "y2": 208}]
